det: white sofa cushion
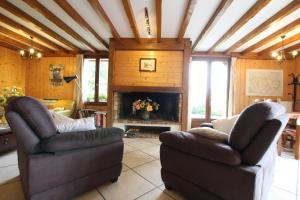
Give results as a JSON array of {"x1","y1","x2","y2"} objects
[{"x1": 211, "y1": 115, "x2": 239, "y2": 134}]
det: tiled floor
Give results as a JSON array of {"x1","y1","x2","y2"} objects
[{"x1": 0, "y1": 137, "x2": 299, "y2": 200}]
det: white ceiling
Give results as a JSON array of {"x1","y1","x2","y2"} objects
[{"x1": 0, "y1": 0, "x2": 299, "y2": 54}]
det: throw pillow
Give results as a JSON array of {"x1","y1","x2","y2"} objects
[
  {"x1": 56, "y1": 117, "x2": 96, "y2": 133},
  {"x1": 211, "y1": 115, "x2": 239, "y2": 134},
  {"x1": 187, "y1": 127, "x2": 228, "y2": 142},
  {"x1": 50, "y1": 111, "x2": 74, "y2": 125}
]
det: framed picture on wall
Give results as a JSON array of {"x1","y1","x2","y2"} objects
[
  {"x1": 139, "y1": 58, "x2": 156, "y2": 72},
  {"x1": 246, "y1": 69, "x2": 283, "y2": 96},
  {"x1": 49, "y1": 64, "x2": 64, "y2": 86}
]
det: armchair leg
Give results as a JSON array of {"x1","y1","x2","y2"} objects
[{"x1": 110, "y1": 177, "x2": 119, "y2": 183}]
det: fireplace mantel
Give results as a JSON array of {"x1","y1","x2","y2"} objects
[{"x1": 111, "y1": 86, "x2": 183, "y2": 93}]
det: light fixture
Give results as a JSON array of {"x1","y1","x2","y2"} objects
[
  {"x1": 271, "y1": 35, "x2": 299, "y2": 62},
  {"x1": 20, "y1": 36, "x2": 42, "y2": 59},
  {"x1": 271, "y1": 35, "x2": 286, "y2": 63},
  {"x1": 292, "y1": 50, "x2": 298, "y2": 58},
  {"x1": 144, "y1": 7, "x2": 151, "y2": 38}
]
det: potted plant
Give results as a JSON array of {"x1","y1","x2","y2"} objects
[
  {"x1": 0, "y1": 86, "x2": 24, "y2": 124},
  {"x1": 132, "y1": 97, "x2": 159, "y2": 120}
]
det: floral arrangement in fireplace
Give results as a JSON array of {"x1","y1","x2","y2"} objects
[{"x1": 132, "y1": 97, "x2": 159, "y2": 113}]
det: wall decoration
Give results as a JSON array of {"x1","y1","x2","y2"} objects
[
  {"x1": 246, "y1": 69, "x2": 283, "y2": 96},
  {"x1": 139, "y1": 58, "x2": 156, "y2": 72},
  {"x1": 49, "y1": 64, "x2": 64, "y2": 86}
]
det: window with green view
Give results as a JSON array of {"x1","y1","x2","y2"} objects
[{"x1": 82, "y1": 57, "x2": 109, "y2": 104}]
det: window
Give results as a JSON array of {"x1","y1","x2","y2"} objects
[
  {"x1": 82, "y1": 57, "x2": 109, "y2": 104},
  {"x1": 190, "y1": 58, "x2": 230, "y2": 121}
]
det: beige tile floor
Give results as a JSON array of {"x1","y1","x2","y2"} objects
[{"x1": 0, "y1": 137, "x2": 299, "y2": 200}]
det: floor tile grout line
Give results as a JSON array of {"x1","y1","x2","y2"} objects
[
  {"x1": 124, "y1": 146, "x2": 160, "y2": 160},
  {"x1": 96, "y1": 187, "x2": 106, "y2": 200},
  {"x1": 133, "y1": 187, "x2": 157, "y2": 200},
  {"x1": 272, "y1": 185, "x2": 298, "y2": 195}
]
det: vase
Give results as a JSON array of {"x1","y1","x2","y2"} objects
[{"x1": 141, "y1": 111, "x2": 150, "y2": 120}]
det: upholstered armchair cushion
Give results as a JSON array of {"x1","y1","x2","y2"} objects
[
  {"x1": 41, "y1": 128, "x2": 124, "y2": 153},
  {"x1": 242, "y1": 116, "x2": 288, "y2": 165},
  {"x1": 6, "y1": 96, "x2": 57, "y2": 139},
  {"x1": 160, "y1": 131, "x2": 241, "y2": 166},
  {"x1": 229, "y1": 102, "x2": 286, "y2": 150}
]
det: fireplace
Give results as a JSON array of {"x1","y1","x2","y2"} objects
[
  {"x1": 114, "y1": 92, "x2": 181, "y2": 123},
  {"x1": 113, "y1": 91, "x2": 182, "y2": 129}
]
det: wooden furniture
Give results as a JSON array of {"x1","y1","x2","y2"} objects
[
  {"x1": 0, "y1": 126, "x2": 16, "y2": 153},
  {"x1": 285, "y1": 112, "x2": 300, "y2": 160}
]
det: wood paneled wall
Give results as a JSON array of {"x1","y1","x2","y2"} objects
[
  {"x1": 25, "y1": 57, "x2": 76, "y2": 100},
  {"x1": 0, "y1": 46, "x2": 26, "y2": 91},
  {"x1": 108, "y1": 39, "x2": 191, "y2": 130},
  {"x1": 233, "y1": 58, "x2": 296, "y2": 114},
  {"x1": 113, "y1": 51, "x2": 183, "y2": 87}
]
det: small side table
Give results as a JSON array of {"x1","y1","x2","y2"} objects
[{"x1": 0, "y1": 125, "x2": 16, "y2": 153}]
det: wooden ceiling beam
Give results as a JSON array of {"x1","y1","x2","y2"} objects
[
  {"x1": 258, "y1": 33, "x2": 300, "y2": 56},
  {"x1": 0, "y1": 34, "x2": 37, "y2": 51},
  {"x1": 0, "y1": 13, "x2": 71, "y2": 53},
  {"x1": 225, "y1": 0, "x2": 300, "y2": 54},
  {"x1": 242, "y1": 19, "x2": 300, "y2": 55},
  {"x1": 177, "y1": 0, "x2": 197, "y2": 42},
  {"x1": 208, "y1": 0, "x2": 272, "y2": 52},
  {"x1": 284, "y1": 43, "x2": 300, "y2": 53},
  {"x1": 0, "y1": 41, "x2": 19, "y2": 51},
  {"x1": 0, "y1": 25, "x2": 54, "y2": 53},
  {"x1": 53, "y1": 0, "x2": 108, "y2": 49},
  {"x1": 0, "y1": 0, "x2": 77, "y2": 51},
  {"x1": 88, "y1": 0, "x2": 120, "y2": 40},
  {"x1": 22, "y1": 0, "x2": 97, "y2": 52},
  {"x1": 192, "y1": 0, "x2": 233, "y2": 50},
  {"x1": 156, "y1": 0, "x2": 162, "y2": 42},
  {"x1": 122, "y1": 0, "x2": 140, "y2": 42}
]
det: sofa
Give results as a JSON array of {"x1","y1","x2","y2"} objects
[
  {"x1": 5, "y1": 96, "x2": 124, "y2": 200},
  {"x1": 159, "y1": 102, "x2": 288, "y2": 200}
]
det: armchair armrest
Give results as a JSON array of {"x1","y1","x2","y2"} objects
[
  {"x1": 160, "y1": 131, "x2": 241, "y2": 166},
  {"x1": 41, "y1": 127, "x2": 124, "y2": 153},
  {"x1": 199, "y1": 123, "x2": 213, "y2": 128}
]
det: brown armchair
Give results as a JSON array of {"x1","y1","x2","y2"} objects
[
  {"x1": 5, "y1": 96, "x2": 124, "y2": 200},
  {"x1": 160, "y1": 102, "x2": 288, "y2": 200}
]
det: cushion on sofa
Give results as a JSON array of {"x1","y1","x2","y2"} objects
[
  {"x1": 187, "y1": 127, "x2": 228, "y2": 142},
  {"x1": 229, "y1": 102, "x2": 286, "y2": 150},
  {"x1": 211, "y1": 115, "x2": 239, "y2": 134},
  {"x1": 41, "y1": 127, "x2": 124, "y2": 152},
  {"x1": 160, "y1": 131, "x2": 241, "y2": 166}
]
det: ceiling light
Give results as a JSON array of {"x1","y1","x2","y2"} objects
[
  {"x1": 144, "y1": 7, "x2": 151, "y2": 39},
  {"x1": 271, "y1": 52, "x2": 278, "y2": 58},
  {"x1": 36, "y1": 52, "x2": 42, "y2": 59},
  {"x1": 20, "y1": 50, "x2": 25, "y2": 56},
  {"x1": 271, "y1": 35, "x2": 286, "y2": 63},
  {"x1": 20, "y1": 36, "x2": 42, "y2": 59},
  {"x1": 292, "y1": 50, "x2": 298, "y2": 58}
]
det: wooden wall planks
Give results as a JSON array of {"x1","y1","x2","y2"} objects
[
  {"x1": 113, "y1": 50, "x2": 183, "y2": 87},
  {"x1": 233, "y1": 58, "x2": 295, "y2": 114},
  {"x1": 25, "y1": 57, "x2": 76, "y2": 100},
  {"x1": 0, "y1": 46, "x2": 26, "y2": 91}
]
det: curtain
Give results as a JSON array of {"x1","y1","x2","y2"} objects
[
  {"x1": 228, "y1": 57, "x2": 237, "y2": 116},
  {"x1": 74, "y1": 54, "x2": 84, "y2": 114}
]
